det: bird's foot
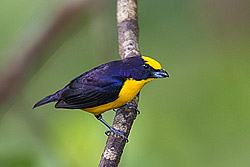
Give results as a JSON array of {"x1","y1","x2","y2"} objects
[
  {"x1": 105, "y1": 127, "x2": 128, "y2": 142},
  {"x1": 113, "y1": 103, "x2": 140, "y2": 116},
  {"x1": 123, "y1": 103, "x2": 140, "y2": 115}
]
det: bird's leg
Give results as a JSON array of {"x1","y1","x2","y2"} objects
[
  {"x1": 114, "y1": 103, "x2": 140, "y2": 115},
  {"x1": 95, "y1": 114, "x2": 128, "y2": 142}
]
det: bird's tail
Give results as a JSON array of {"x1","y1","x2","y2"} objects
[{"x1": 33, "y1": 93, "x2": 58, "y2": 109}]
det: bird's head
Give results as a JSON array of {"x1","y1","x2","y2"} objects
[{"x1": 123, "y1": 56, "x2": 169, "y2": 81}]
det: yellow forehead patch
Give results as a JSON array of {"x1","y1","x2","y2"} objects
[{"x1": 142, "y1": 56, "x2": 162, "y2": 70}]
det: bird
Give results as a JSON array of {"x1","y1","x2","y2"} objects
[{"x1": 33, "y1": 56, "x2": 169, "y2": 141}]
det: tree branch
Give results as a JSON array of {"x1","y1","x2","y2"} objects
[{"x1": 98, "y1": 0, "x2": 140, "y2": 166}]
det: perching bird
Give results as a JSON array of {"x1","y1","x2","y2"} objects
[{"x1": 33, "y1": 56, "x2": 169, "y2": 140}]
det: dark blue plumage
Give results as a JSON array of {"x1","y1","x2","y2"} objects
[{"x1": 33, "y1": 56, "x2": 168, "y2": 110}]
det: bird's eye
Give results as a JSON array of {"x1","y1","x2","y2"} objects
[{"x1": 143, "y1": 64, "x2": 150, "y2": 69}]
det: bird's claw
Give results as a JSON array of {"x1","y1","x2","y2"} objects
[
  {"x1": 105, "y1": 128, "x2": 128, "y2": 142},
  {"x1": 113, "y1": 103, "x2": 140, "y2": 116},
  {"x1": 123, "y1": 103, "x2": 140, "y2": 115},
  {"x1": 105, "y1": 130, "x2": 111, "y2": 136},
  {"x1": 129, "y1": 106, "x2": 140, "y2": 115}
]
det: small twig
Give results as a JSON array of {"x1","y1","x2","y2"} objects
[{"x1": 98, "y1": 0, "x2": 140, "y2": 166}]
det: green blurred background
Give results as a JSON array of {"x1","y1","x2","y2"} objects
[{"x1": 1, "y1": 0, "x2": 250, "y2": 167}]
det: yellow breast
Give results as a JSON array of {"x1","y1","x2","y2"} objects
[{"x1": 82, "y1": 78, "x2": 154, "y2": 115}]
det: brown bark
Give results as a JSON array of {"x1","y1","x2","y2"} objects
[{"x1": 98, "y1": 0, "x2": 140, "y2": 166}]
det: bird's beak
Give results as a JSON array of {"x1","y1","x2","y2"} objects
[{"x1": 151, "y1": 69, "x2": 169, "y2": 78}]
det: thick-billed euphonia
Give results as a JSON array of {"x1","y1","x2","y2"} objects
[{"x1": 33, "y1": 56, "x2": 169, "y2": 140}]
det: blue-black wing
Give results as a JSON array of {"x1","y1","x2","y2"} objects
[
  {"x1": 55, "y1": 62, "x2": 125, "y2": 109},
  {"x1": 55, "y1": 82, "x2": 123, "y2": 109}
]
